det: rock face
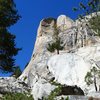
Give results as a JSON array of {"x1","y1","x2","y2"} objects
[
  {"x1": 58, "y1": 85, "x2": 84, "y2": 96},
  {"x1": 0, "y1": 77, "x2": 29, "y2": 94},
  {"x1": 19, "y1": 18, "x2": 57, "y2": 100},
  {"x1": 18, "y1": 15, "x2": 100, "y2": 100},
  {"x1": 57, "y1": 15, "x2": 74, "y2": 31},
  {"x1": 48, "y1": 44, "x2": 100, "y2": 88},
  {"x1": 19, "y1": 15, "x2": 100, "y2": 100},
  {"x1": 19, "y1": 18, "x2": 56, "y2": 83},
  {"x1": 48, "y1": 53, "x2": 91, "y2": 87}
]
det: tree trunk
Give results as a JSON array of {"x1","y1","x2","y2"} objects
[
  {"x1": 57, "y1": 50, "x2": 59, "y2": 54},
  {"x1": 94, "y1": 76, "x2": 98, "y2": 92},
  {"x1": 99, "y1": 85, "x2": 100, "y2": 91}
]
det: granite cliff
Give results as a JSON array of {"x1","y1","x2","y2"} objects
[
  {"x1": 19, "y1": 14, "x2": 100, "y2": 99},
  {"x1": 1, "y1": 13, "x2": 100, "y2": 100}
]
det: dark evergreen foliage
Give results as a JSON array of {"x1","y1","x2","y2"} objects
[
  {"x1": 0, "y1": 0, "x2": 20, "y2": 27},
  {"x1": 12, "y1": 66, "x2": 22, "y2": 78},
  {"x1": 0, "y1": 0, "x2": 21, "y2": 73},
  {"x1": 85, "y1": 67, "x2": 100, "y2": 91},
  {"x1": 2, "y1": 93, "x2": 33, "y2": 100},
  {"x1": 0, "y1": 28, "x2": 21, "y2": 72},
  {"x1": 47, "y1": 37, "x2": 64, "y2": 54},
  {"x1": 89, "y1": 16, "x2": 100, "y2": 36},
  {"x1": 73, "y1": 0, "x2": 100, "y2": 16},
  {"x1": 73, "y1": 0, "x2": 100, "y2": 36}
]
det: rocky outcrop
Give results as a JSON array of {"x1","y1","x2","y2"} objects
[
  {"x1": 58, "y1": 85, "x2": 84, "y2": 96},
  {"x1": 57, "y1": 15, "x2": 74, "y2": 31},
  {"x1": 48, "y1": 44, "x2": 100, "y2": 95},
  {"x1": 20, "y1": 14, "x2": 98, "y2": 81},
  {"x1": 0, "y1": 12, "x2": 100, "y2": 99},
  {"x1": 18, "y1": 14, "x2": 100, "y2": 100},
  {"x1": 19, "y1": 18, "x2": 56, "y2": 83},
  {"x1": 0, "y1": 77, "x2": 29, "y2": 94}
]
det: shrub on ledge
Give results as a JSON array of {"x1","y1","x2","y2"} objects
[{"x1": 2, "y1": 93, "x2": 33, "y2": 100}]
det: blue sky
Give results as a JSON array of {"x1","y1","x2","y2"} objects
[{"x1": 8, "y1": 0, "x2": 83, "y2": 73}]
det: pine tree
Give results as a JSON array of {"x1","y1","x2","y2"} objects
[
  {"x1": 12, "y1": 66, "x2": 22, "y2": 78},
  {"x1": 0, "y1": 0, "x2": 20, "y2": 27},
  {"x1": 47, "y1": 37, "x2": 64, "y2": 54},
  {"x1": 73, "y1": 0, "x2": 100, "y2": 36},
  {"x1": 85, "y1": 67, "x2": 100, "y2": 91},
  {"x1": 73, "y1": 0, "x2": 100, "y2": 15},
  {"x1": 0, "y1": 0, "x2": 21, "y2": 73},
  {"x1": 89, "y1": 16, "x2": 100, "y2": 36},
  {"x1": 47, "y1": 23, "x2": 64, "y2": 54},
  {"x1": 0, "y1": 28, "x2": 21, "y2": 72}
]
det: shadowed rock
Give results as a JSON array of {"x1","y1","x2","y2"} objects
[{"x1": 58, "y1": 85, "x2": 84, "y2": 96}]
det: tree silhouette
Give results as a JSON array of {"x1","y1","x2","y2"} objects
[
  {"x1": 12, "y1": 66, "x2": 22, "y2": 78},
  {"x1": 73, "y1": 0, "x2": 100, "y2": 36},
  {"x1": 89, "y1": 16, "x2": 100, "y2": 36},
  {"x1": 0, "y1": 0, "x2": 20, "y2": 27},
  {"x1": 47, "y1": 37, "x2": 64, "y2": 54},
  {"x1": 0, "y1": 0, "x2": 21, "y2": 73},
  {"x1": 73, "y1": 0, "x2": 100, "y2": 16}
]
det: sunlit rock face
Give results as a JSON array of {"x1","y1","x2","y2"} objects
[
  {"x1": 57, "y1": 15, "x2": 74, "y2": 31},
  {"x1": 0, "y1": 77, "x2": 29, "y2": 94},
  {"x1": 19, "y1": 18, "x2": 57, "y2": 100},
  {"x1": 19, "y1": 14, "x2": 100, "y2": 100},
  {"x1": 19, "y1": 18, "x2": 56, "y2": 82},
  {"x1": 48, "y1": 44, "x2": 100, "y2": 88}
]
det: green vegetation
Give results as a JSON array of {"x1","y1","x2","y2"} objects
[
  {"x1": 44, "y1": 81, "x2": 69, "y2": 100},
  {"x1": 11, "y1": 66, "x2": 22, "y2": 78},
  {"x1": 42, "y1": 81, "x2": 62, "y2": 100},
  {"x1": 46, "y1": 19, "x2": 64, "y2": 54},
  {"x1": 2, "y1": 93, "x2": 33, "y2": 100},
  {"x1": 47, "y1": 37, "x2": 64, "y2": 54},
  {"x1": 46, "y1": 86, "x2": 62, "y2": 100},
  {"x1": 0, "y1": 0, "x2": 21, "y2": 73},
  {"x1": 24, "y1": 76, "x2": 28, "y2": 81},
  {"x1": 73, "y1": 0, "x2": 100, "y2": 17},
  {"x1": 44, "y1": 86, "x2": 69, "y2": 100},
  {"x1": 0, "y1": 28, "x2": 21, "y2": 73},
  {"x1": 73, "y1": 0, "x2": 100, "y2": 36},
  {"x1": 65, "y1": 97, "x2": 69, "y2": 100},
  {"x1": 0, "y1": 0, "x2": 20, "y2": 27},
  {"x1": 89, "y1": 16, "x2": 100, "y2": 36},
  {"x1": 85, "y1": 66, "x2": 100, "y2": 91}
]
